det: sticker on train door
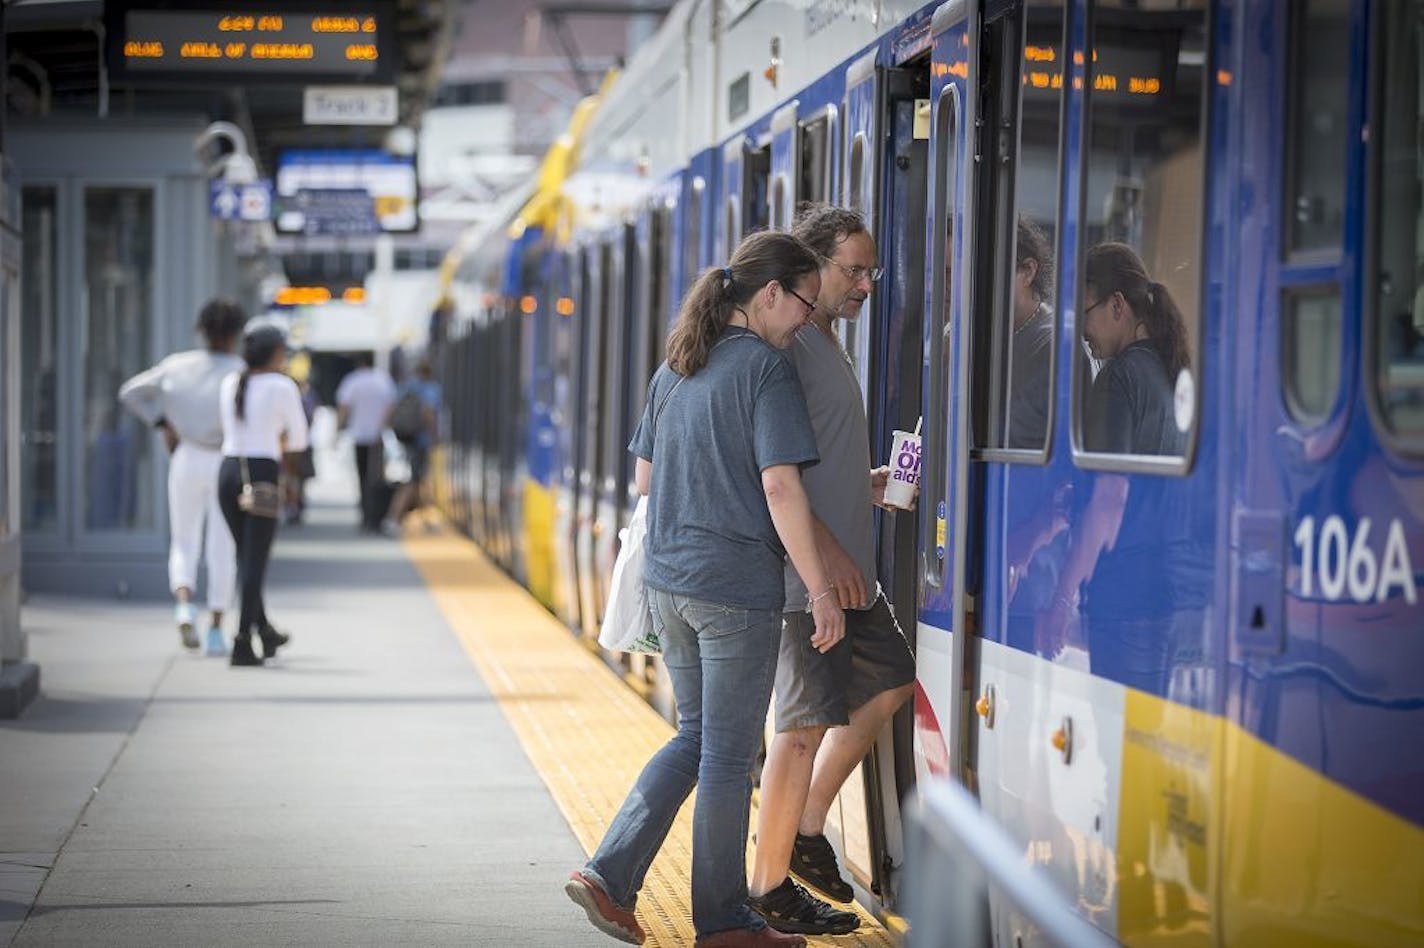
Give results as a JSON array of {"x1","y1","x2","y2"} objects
[{"x1": 1292, "y1": 516, "x2": 1418, "y2": 605}]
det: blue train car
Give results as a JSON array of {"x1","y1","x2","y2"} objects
[{"x1": 436, "y1": 0, "x2": 1424, "y2": 941}]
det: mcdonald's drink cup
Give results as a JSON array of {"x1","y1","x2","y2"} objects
[{"x1": 883, "y1": 430, "x2": 922, "y2": 509}]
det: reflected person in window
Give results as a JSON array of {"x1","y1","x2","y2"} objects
[
  {"x1": 1006, "y1": 216, "x2": 1055, "y2": 449},
  {"x1": 1080, "y1": 242, "x2": 1190, "y2": 457}
]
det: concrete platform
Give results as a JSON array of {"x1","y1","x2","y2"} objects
[{"x1": 0, "y1": 502, "x2": 608, "y2": 947}]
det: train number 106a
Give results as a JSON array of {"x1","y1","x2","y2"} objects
[{"x1": 1292, "y1": 516, "x2": 1418, "y2": 605}]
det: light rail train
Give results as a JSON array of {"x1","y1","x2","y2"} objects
[{"x1": 432, "y1": 0, "x2": 1424, "y2": 942}]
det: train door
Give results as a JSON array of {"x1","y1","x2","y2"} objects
[
  {"x1": 576, "y1": 244, "x2": 609, "y2": 640},
  {"x1": 680, "y1": 168, "x2": 709, "y2": 295},
  {"x1": 852, "y1": 52, "x2": 932, "y2": 912},
  {"x1": 1216, "y1": 0, "x2": 1424, "y2": 940},
  {"x1": 798, "y1": 105, "x2": 837, "y2": 208}
]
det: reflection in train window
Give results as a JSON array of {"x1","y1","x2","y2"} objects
[
  {"x1": 972, "y1": 0, "x2": 1065, "y2": 456},
  {"x1": 1076, "y1": 0, "x2": 1206, "y2": 464},
  {"x1": 1374, "y1": 0, "x2": 1424, "y2": 447},
  {"x1": 744, "y1": 143, "x2": 771, "y2": 236},
  {"x1": 772, "y1": 175, "x2": 787, "y2": 230}
]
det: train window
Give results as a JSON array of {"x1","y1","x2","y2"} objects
[
  {"x1": 971, "y1": 0, "x2": 1065, "y2": 457},
  {"x1": 1283, "y1": 289, "x2": 1343, "y2": 422},
  {"x1": 1285, "y1": 0, "x2": 1349, "y2": 256},
  {"x1": 1075, "y1": 0, "x2": 1207, "y2": 467},
  {"x1": 799, "y1": 114, "x2": 831, "y2": 204},
  {"x1": 744, "y1": 144, "x2": 771, "y2": 236},
  {"x1": 848, "y1": 134, "x2": 866, "y2": 215},
  {"x1": 1373, "y1": 0, "x2": 1424, "y2": 446}
]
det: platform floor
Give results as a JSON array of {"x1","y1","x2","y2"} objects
[{"x1": 1, "y1": 487, "x2": 894, "y2": 945}]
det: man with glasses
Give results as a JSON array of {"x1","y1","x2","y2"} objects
[{"x1": 747, "y1": 204, "x2": 915, "y2": 936}]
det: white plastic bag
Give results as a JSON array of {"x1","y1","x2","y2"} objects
[{"x1": 598, "y1": 495, "x2": 660, "y2": 654}]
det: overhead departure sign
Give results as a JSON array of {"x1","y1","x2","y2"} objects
[{"x1": 108, "y1": 4, "x2": 394, "y2": 82}]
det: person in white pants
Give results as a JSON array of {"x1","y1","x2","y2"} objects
[{"x1": 119, "y1": 299, "x2": 247, "y2": 654}]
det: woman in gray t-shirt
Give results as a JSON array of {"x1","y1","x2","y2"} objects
[{"x1": 567, "y1": 232, "x2": 845, "y2": 945}]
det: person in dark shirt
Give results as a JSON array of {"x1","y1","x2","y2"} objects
[
  {"x1": 1080, "y1": 241, "x2": 1190, "y2": 457},
  {"x1": 1007, "y1": 216, "x2": 1055, "y2": 449},
  {"x1": 1036, "y1": 243, "x2": 1199, "y2": 694}
]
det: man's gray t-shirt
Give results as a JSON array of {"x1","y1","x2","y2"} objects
[
  {"x1": 781, "y1": 325, "x2": 877, "y2": 612},
  {"x1": 630, "y1": 328, "x2": 819, "y2": 610}
]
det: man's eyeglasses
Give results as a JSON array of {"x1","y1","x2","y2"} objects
[
  {"x1": 821, "y1": 254, "x2": 884, "y2": 283},
  {"x1": 784, "y1": 285, "x2": 818, "y2": 316}
]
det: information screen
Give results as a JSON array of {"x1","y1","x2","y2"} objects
[
  {"x1": 274, "y1": 149, "x2": 418, "y2": 235},
  {"x1": 110, "y1": 5, "x2": 393, "y2": 81}
]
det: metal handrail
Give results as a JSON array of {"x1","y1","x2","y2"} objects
[{"x1": 904, "y1": 779, "x2": 1118, "y2": 948}]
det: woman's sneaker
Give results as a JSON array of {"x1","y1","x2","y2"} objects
[
  {"x1": 789, "y1": 832, "x2": 854, "y2": 903},
  {"x1": 175, "y1": 602, "x2": 199, "y2": 650},
  {"x1": 564, "y1": 871, "x2": 645, "y2": 945},
  {"x1": 747, "y1": 878, "x2": 858, "y2": 935},
  {"x1": 204, "y1": 626, "x2": 227, "y2": 657}
]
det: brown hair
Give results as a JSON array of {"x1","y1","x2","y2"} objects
[
  {"x1": 1016, "y1": 216, "x2": 1054, "y2": 303},
  {"x1": 665, "y1": 231, "x2": 819, "y2": 376},
  {"x1": 1085, "y1": 242, "x2": 1191, "y2": 379},
  {"x1": 790, "y1": 202, "x2": 868, "y2": 259},
  {"x1": 234, "y1": 324, "x2": 287, "y2": 421},
  {"x1": 196, "y1": 298, "x2": 247, "y2": 350}
]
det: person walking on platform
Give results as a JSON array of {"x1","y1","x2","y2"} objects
[
  {"x1": 217, "y1": 323, "x2": 309, "y2": 668},
  {"x1": 748, "y1": 205, "x2": 916, "y2": 936},
  {"x1": 381, "y1": 357, "x2": 442, "y2": 535},
  {"x1": 118, "y1": 298, "x2": 246, "y2": 656},
  {"x1": 336, "y1": 352, "x2": 396, "y2": 533},
  {"x1": 565, "y1": 232, "x2": 843, "y2": 948}
]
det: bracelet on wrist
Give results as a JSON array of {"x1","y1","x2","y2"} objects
[{"x1": 807, "y1": 587, "x2": 836, "y2": 607}]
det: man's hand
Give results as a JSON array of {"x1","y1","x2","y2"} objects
[
  {"x1": 870, "y1": 466, "x2": 890, "y2": 507},
  {"x1": 159, "y1": 422, "x2": 179, "y2": 454},
  {"x1": 808, "y1": 594, "x2": 846, "y2": 653},
  {"x1": 871, "y1": 465, "x2": 917, "y2": 511},
  {"x1": 818, "y1": 531, "x2": 868, "y2": 609}
]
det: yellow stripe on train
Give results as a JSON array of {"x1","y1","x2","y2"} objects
[{"x1": 1119, "y1": 690, "x2": 1424, "y2": 945}]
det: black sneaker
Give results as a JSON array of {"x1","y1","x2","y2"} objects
[
  {"x1": 789, "y1": 832, "x2": 854, "y2": 903},
  {"x1": 748, "y1": 878, "x2": 858, "y2": 936}
]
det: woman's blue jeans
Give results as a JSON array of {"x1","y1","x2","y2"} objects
[{"x1": 583, "y1": 588, "x2": 781, "y2": 937}]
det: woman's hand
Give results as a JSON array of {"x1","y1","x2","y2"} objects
[{"x1": 808, "y1": 595, "x2": 845, "y2": 654}]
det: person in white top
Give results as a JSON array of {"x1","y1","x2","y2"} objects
[
  {"x1": 217, "y1": 323, "x2": 310, "y2": 668},
  {"x1": 336, "y1": 354, "x2": 397, "y2": 532},
  {"x1": 119, "y1": 299, "x2": 247, "y2": 656}
]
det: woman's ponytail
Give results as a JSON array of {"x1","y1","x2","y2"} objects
[
  {"x1": 1085, "y1": 243, "x2": 1191, "y2": 380},
  {"x1": 234, "y1": 322, "x2": 288, "y2": 421},
  {"x1": 1144, "y1": 280, "x2": 1191, "y2": 379},
  {"x1": 664, "y1": 231, "x2": 819, "y2": 376}
]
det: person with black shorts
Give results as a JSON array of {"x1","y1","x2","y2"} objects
[{"x1": 748, "y1": 205, "x2": 916, "y2": 937}]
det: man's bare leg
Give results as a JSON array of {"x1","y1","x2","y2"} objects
[
  {"x1": 800, "y1": 684, "x2": 913, "y2": 836},
  {"x1": 750, "y1": 725, "x2": 827, "y2": 896}
]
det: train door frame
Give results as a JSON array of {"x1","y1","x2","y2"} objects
[
  {"x1": 862, "y1": 50, "x2": 933, "y2": 912},
  {"x1": 719, "y1": 137, "x2": 746, "y2": 260},
  {"x1": 576, "y1": 241, "x2": 609, "y2": 639},
  {"x1": 551, "y1": 247, "x2": 582, "y2": 631}
]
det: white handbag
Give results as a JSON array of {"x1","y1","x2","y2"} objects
[{"x1": 598, "y1": 494, "x2": 660, "y2": 654}]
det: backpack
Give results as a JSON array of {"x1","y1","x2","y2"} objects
[{"x1": 390, "y1": 388, "x2": 425, "y2": 442}]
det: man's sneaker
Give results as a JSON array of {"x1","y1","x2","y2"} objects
[
  {"x1": 175, "y1": 602, "x2": 199, "y2": 650},
  {"x1": 748, "y1": 878, "x2": 858, "y2": 936},
  {"x1": 789, "y1": 832, "x2": 854, "y2": 903},
  {"x1": 564, "y1": 871, "x2": 645, "y2": 945},
  {"x1": 204, "y1": 626, "x2": 226, "y2": 657}
]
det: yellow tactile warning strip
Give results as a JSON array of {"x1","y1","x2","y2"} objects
[{"x1": 403, "y1": 515, "x2": 897, "y2": 947}]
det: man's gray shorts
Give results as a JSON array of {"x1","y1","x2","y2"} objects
[{"x1": 774, "y1": 590, "x2": 916, "y2": 733}]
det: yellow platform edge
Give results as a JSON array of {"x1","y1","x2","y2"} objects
[{"x1": 403, "y1": 514, "x2": 896, "y2": 947}]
